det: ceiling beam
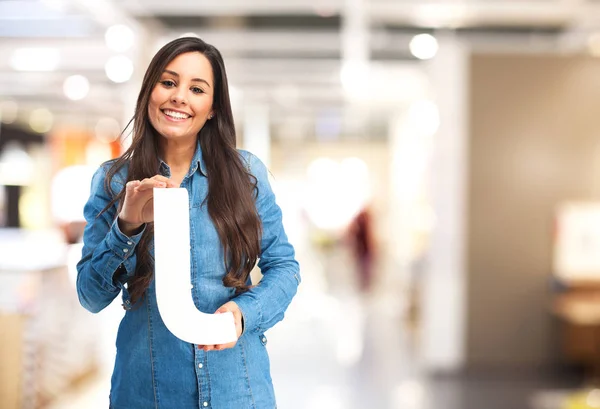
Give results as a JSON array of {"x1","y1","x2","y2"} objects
[
  {"x1": 119, "y1": 0, "x2": 342, "y2": 16},
  {"x1": 121, "y1": 0, "x2": 600, "y2": 30}
]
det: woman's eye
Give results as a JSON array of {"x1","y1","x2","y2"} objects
[
  {"x1": 161, "y1": 80, "x2": 175, "y2": 87},
  {"x1": 191, "y1": 87, "x2": 204, "y2": 94}
]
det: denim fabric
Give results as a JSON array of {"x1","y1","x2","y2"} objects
[{"x1": 77, "y1": 142, "x2": 300, "y2": 409}]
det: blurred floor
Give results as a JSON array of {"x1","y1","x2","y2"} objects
[{"x1": 47, "y1": 245, "x2": 582, "y2": 409}]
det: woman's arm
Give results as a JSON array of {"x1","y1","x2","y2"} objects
[
  {"x1": 76, "y1": 165, "x2": 145, "y2": 313},
  {"x1": 233, "y1": 153, "x2": 301, "y2": 334}
]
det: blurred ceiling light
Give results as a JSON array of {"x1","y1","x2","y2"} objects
[
  {"x1": 95, "y1": 117, "x2": 121, "y2": 143},
  {"x1": 29, "y1": 108, "x2": 54, "y2": 133},
  {"x1": 409, "y1": 33, "x2": 439, "y2": 60},
  {"x1": 0, "y1": 100, "x2": 18, "y2": 124},
  {"x1": 588, "y1": 33, "x2": 600, "y2": 57},
  {"x1": 63, "y1": 74, "x2": 90, "y2": 101},
  {"x1": 409, "y1": 99, "x2": 440, "y2": 136},
  {"x1": 105, "y1": 55, "x2": 134, "y2": 83},
  {"x1": 105, "y1": 24, "x2": 135, "y2": 52},
  {"x1": 10, "y1": 48, "x2": 60, "y2": 71},
  {"x1": 0, "y1": 141, "x2": 34, "y2": 186}
]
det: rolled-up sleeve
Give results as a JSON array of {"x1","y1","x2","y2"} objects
[
  {"x1": 76, "y1": 165, "x2": 145, "y2": 313},
  {"x1": 234, "y1": 153, "x2": 301, "y2": 334}
]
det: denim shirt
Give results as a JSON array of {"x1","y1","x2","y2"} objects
[{"x1": 76, "y1": 143, "x2": 300, "y2": 409}]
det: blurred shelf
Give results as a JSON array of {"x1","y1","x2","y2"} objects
[{"x1": 0, "y1": 229, "x2": 101, "y2": 409}]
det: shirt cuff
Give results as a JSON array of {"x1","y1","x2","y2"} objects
[
  {"x1": 233, "y1": 294, "x2": 262, "y2": 335},
  {"x1": 107, "y1": 218, "x2": 146, "y2": 260}
]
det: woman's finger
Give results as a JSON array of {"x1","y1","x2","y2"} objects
[
  {"x1": 136, "y1": 178, "x2": 166, "y2": 191},
  {"x1": 215, "y1": 342, "x2": 235, "y2": 350},
  {"x1": 152, "y1": 175, "x2": 178, "y2": 188},
  {"x1": 150, "y1": 175, "x2": 172, "y2": 184},
  {"x1": 198, "y1": 341, "x2": 236, "y2": 351},
  {"x1": 125, "y1": 180, "x2": 140, "y2": 192}
]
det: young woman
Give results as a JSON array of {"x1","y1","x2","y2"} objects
[{"x1": 76, "y1": 36, "x2": 300, "y2": 409}]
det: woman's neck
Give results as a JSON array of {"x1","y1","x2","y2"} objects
[{"x1": 160, "y1": 138, "x2": 197, "y2": 177}]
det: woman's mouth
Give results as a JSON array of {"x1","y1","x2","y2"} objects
[{"x1": 161, "y1": 109, "x2": 191, "y2": 121}]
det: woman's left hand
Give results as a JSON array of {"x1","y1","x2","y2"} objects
[{"x1": 197, "y1": 301, "x2": 243, "y2": 352}]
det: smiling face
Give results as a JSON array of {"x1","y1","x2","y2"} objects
[{"x1": 148, "y1": 51, "x2": 214, "y2": 144}]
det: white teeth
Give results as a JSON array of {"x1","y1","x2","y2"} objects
[{"x1": 163, "y1": 110, "x2": 190, "y2": 119}]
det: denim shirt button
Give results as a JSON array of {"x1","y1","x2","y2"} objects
[
  {"x1": 203, "y1": 402, "x2": 208, "y2": 407},
  {"x1": 123, "y1": 248, "x2": 128, "y2": 253},
  {"x1": 127, "y1": 241, "x2": 132, "y2": 245},
  {"x1": 198, "y1": 363, "x2": 203, "y2": 369}
]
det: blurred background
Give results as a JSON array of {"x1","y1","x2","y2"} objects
[{"x1": 4, "y1": 0, "x2": 600, "y2": 408}]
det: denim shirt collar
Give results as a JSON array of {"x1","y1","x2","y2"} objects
[{"x1": 158, "y1": 139, "x2": 207, "y2": 178}]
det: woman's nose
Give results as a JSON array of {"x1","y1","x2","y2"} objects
[{"x1": 170, "y1": 88, "x2": 186, "y2": 104}]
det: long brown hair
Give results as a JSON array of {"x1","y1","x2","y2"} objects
[{"x1": 101, "y1": 37, "x2": 261, "y2": 304}]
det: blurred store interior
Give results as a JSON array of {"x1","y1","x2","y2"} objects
[{"x1": 5, "y1": 0, "x2": 600, "y2": 408}]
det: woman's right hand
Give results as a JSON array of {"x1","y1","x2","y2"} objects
[{"x1": 117, "y1": 175, "x2": 178, "y2": 235}]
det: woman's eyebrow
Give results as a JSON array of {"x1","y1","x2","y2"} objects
[{"x1": 163, "y1": 70, "x2": 211, "y2": 88}]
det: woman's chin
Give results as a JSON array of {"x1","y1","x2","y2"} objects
[{"x1": 158, "y1": 129, "x2": 196, "y2": 141}]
